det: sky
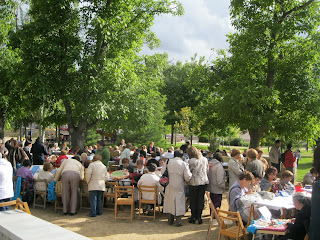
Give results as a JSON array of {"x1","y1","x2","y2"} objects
[{"x1": 142, "y1": 0, "x2": 233, "y2": 62}]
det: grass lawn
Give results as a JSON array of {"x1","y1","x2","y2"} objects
[{"x1": 297, "y1": 155, "x2": 313, "y2": 182}]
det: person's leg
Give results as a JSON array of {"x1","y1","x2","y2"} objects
[
  {"x1": 176, "y1": 215, "x2": 182, "y2": 227},
  {"x1": 287, "y1": 167, "x2": 294, "y2": 184},
  {"x1": 89, "y1": 190, "x2": 97, "y2": 217},
  {"x1": 168, "y1": 214, "x2": 174, "y2": 225},
  {"x1": 0, "y1": 198, "x2": 10, "y2": 211},
  {"x1": 69, "y1": 171, "x2": 80, "y2": 214},
  {"x1": 197, "y1": 185, "x2": 207, "y2": 224},
  {"x1": 188, "y1": 185, "x2": 197, "y2": 222},
  {"x1": 96, "y1": 191, "x2": 103, "y2": 215},
  {"x1": 211, "y1": 193, "x2": 223, "y2": 209},
  {"x1": 61, "y1": 172, "x2": 71, "y2": 214}
]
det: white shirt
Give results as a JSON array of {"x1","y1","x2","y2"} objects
[
  {"x1": 0, "y1": 158, "x2": 14, "y2": 199},
  {"x1": 138, "y1": 172, "x2": 163, "y2": 203}
]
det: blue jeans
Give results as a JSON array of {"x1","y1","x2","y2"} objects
[
  {"x1": 89, "y1": 190, "x2": 103, "y2": 217},
  {"x1": 0, "y1": 198, "x2": 10, "y2": 211}
]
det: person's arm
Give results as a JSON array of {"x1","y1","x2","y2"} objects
[
  {"x1": 229, "y1": 160, "x2": 243, "y2": 176},
  {"x1": 79, "y1": 165, "x2": 84, "y2": 180},
  {"x1": 216, "y1": 164, "x2": 225, "y2": 188},
  {"x1": 53, "y1": 160, "x2": 66, "y2": 182},
  {"x1": 184, "y1": 163, "x2": 192, "y2": 182},
  {"x1": 86, "y1": 164, "x2": 93, "y2": 183}
]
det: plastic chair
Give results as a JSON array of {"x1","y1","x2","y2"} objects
[
  {"x1": 0, "y1": 198, "x2": 31, "y2": 214},
  {"x1": 114, "y1": 186, "x2": 135, "y2": 223},
  {"x1": 138, "y1": 185, "x2": 161, "y2": 221},
  {"x1": 33, "y1": 179, "x2": 48, "y2": 209},
  {"x1": 218, "y1": 209, "x2": 248, "y2": 240},
  {"x1": 103, "y1": 181, "x2": 118, "y2": 210}
]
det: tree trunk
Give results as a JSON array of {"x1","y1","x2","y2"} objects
[
  {"x1": 69, "y1": 128, "x2": 87, "y2": 150},
  {"x1": 190, "y1": 134, "x2": 193, "y2": 145},
  {"x1": 0, "y1": 108, "x2": 5, "y2": 140},
  {"x1": 170, "y1": 124, "x2": 174, "y2": 145},
  {"x1": 249, "y1": 127, "x2": 266, "y2": 148},
  {"x1": 58, "y1": 126, "x2": 61, "y2": 145}
]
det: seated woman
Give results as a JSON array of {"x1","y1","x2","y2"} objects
[
  {"x1": 280, "y1": 192, "x2": 311, "y2": 240},
  {"x1": 229, "y1": 171, "x2": 254, "y2": 213},
  {"x1": 303, "y1": 167, "x2": 317, "y2": 186},
  {"x1": 260, "y1": 167, "x2": 279, "y2": 192},
  {"x1": 35, "y1": 162, "x2": 54, "y2": 191},
  {"x1": 16, "y1": 160, "x2": 34, "y2": 189},
  {"x1": 56, "y1": 150, "x2": 68, "y2": 168},
  {"x1": 280, "y1": 170, "x2": 295, "y2": 195}
]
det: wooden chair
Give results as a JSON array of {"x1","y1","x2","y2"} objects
[
  {"x1": 54, "y1": 181, "x2": 63, "y2": 213},
  {"x1": 114, "y1": 186, "x2": 135, "y2": 223},
  {"x1": 0, "y1": 198, "x2": 31, "y2": 214},
  {"x1": 206, "y1": 191, "x2": 220, "y2": 240},
  {"x1": 138, "y1": 185, "x2": 161, "y2": 221},
  {"x1": 33, "y1": 179, "x2": 48, "y2": 209},
  {"x1": 218, "y1": 209, "x2": 249, "y2": 240},
  {"x1": 103, "y1": 181, "x2": 118, "y2": 210},
  {"x1": 80, "y1": 180, "x2": 90, "y2": 210}
]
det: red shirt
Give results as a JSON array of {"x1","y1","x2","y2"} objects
[
  {"x1": 56, "y1": 155, "x2": 68, "y2": 168},
  {"x1": 284, "y1": 150, "x2": 296, "y2": 168}
]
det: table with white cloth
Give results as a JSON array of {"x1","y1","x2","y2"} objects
[{"x1": 251, "y1": 195, "x2": 294, "y2": 219}]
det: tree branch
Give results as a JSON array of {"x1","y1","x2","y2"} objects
[{"x1": 282, "y1": 0, "x2": 316, "y2": 18}]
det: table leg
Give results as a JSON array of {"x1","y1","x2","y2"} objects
[
  {"x1": 272, "y1": 235, "x2": 275, "y2": 240},
  {"x1": 252, "y1": 234, "x2": 255, "y2": 240}
]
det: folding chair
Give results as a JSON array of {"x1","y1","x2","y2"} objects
[
  {"x1": 114, "y1": 186, "x2": 135, "y2": 223},
  {"x1": 218, "y1": 209, "x2": 249, "y2": 240},
  {"x1": 138, "y1": 185, "x2": 161, "y2": 221},
  {"x1": 33, "y1": 179, "x2": 48, "y2": 209},
  {"x1": 103, "y1": 181, "x2": 118, "y2": 210},
  {"x1": 206, "y1": 191, "x2": 220, "y2": 240},
  {"x1": 0, "y1": 198, "x2": 31, "y2": 214}
]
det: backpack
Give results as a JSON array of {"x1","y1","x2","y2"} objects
[{"x1": 280, "y1": 150, "x2": 288, "y2": 163}]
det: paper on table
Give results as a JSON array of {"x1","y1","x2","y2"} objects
[{"x1": 259, "y1": 206, "x2": 272, "y2": 222}]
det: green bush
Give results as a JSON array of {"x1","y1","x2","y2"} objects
[{"x1": 85, "y1": 129, "x2": 101, "y2": 147}]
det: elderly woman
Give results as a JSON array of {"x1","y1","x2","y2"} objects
[
  {"x1": 35, "y1": 162, "x2": 54, "y2": 191},
  {"x1": 246, "y1": 148, "x2": 264, "y2": 179},
  {"x1": 86, "y1": 154, "x2": 108, "y2": 217},
  {"x1": 163, "y1": 150, "x2": 192, "y2": 227},
  {"x1": 260, "y1": 167, "x2": 278, "y2": 192},
  {"x1": 208, "y1": 152, "x2": 225, "y2": 210},
  {"x1": 54, "y1": 156, "x2": 84, "y2": 215},
  {"x1": 228, "y1": 149, "x2": 245, "y2": 187},
  {"x1": 187, "y1": 146, "x2": 209, "y2": 224},
  {"x1": 280, "y1": 192, "x2": 311, "y2": 240}
]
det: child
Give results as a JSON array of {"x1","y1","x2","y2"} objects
[
  {"x1": 135, "y1": 159, "x2": 146, "y2": 174},
  {"x1": 280, "y1": 170, "x2": 295, "y2": 195},
  {"x1": 118, "y1": 158, "x2": 134, "y2": 174}
]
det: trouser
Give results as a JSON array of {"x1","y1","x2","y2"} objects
[
  {"x1": 210, "y1": 193, "x2": 222, "y2": 209},
  {"x1": 62, "y1": 171, "x2": 80, "y2": 214},
  {"x1": 271, "y1": 163, "x2": 280, "y2": 174},
  {"x1": 188, "y1": 184, "x2": 207, "y2": 219},
  {"x1": 89, "y1": 190, "x2": 103, "y2": 217},
  {"x1": 0, "y1": 198, "x2": 10, "y2": 211}
]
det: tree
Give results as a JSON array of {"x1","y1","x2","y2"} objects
[
  {"x1": 0, "y1": 1, "x2": 21, "y2": 139},
  {"x1": 174, "y1": 106, "x2": 203, "y2": 145},
  {"x1": 162, "y1": 57, "x2": 203, "y2": 144},
  {"x1": 207, "y1": 0, "x2": 320, "y2": 148},
  {"x1": 18, "y1": 0, "x2": 183, "y2": 149}
]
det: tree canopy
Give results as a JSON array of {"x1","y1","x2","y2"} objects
[{"x1": 15, "y1": 0, "x2": 183, "y2": 148}]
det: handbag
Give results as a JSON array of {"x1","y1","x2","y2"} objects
[{"x1": 160, "y1": 159, "x2": 169, "y2": 187}]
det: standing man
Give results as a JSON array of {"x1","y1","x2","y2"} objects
[
  {"x1": 269, "y1": 140, "x2": 281, "y2": 173},
  {"x1": 95, "y1": 140, "x2": 110, "y2": 168}
]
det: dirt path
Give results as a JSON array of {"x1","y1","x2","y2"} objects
[{"x1": 30, "y1": 198, "x2": 228, "y2": 240}]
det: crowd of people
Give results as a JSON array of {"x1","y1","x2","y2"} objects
[{"x1": 0, "y1": 137, "x2": 319, "y2": 239}]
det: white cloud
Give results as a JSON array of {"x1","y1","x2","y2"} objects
[{"x1": 142, "y1": 0, "x2": 233, "y2": 62}]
